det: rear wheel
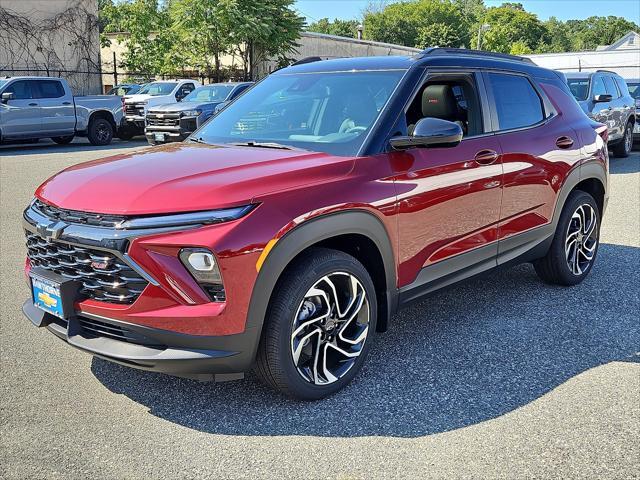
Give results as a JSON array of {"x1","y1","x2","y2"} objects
[
  {"x1": 534, "y1": 190, "x2": 600, "y2": 286},
  {"x1": 87, "y1": 117, "x2": 114, "y2": 146},
  {"x1": 51, "y1": 135, "x2": 74, "y2": 145},
  {"x1": 612, "y1": 121, "x2": 632, "y2": 158},
  {"x1": 254, "y1": 248, "x2": 376, "y2": 400}
]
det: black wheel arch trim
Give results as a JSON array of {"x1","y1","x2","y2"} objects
[{"x1": 244, "y1": 209, "x2": 398, "y2": 362}]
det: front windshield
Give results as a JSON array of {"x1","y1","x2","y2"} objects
[
  {"x1": 193, "y1": 70, "x2": 405, "y2": 156},
  {"x1": 567, "y1": 78, "x2": 589, "y2": 101},
  {"x1": 0, "y1": 79, "x2": 8, "y2": 89},
  {"x1": 184, "y1": 85, "x2": 234, "y2": 103},
  {"x1": 628, "y1": 82, "x2": 640, "y2": 100},
  {"x1": 137, "y1": 82, "x2": 177, "y2": 96}
]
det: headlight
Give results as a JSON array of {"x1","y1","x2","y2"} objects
[
  {"x1": 179, "y1": 248, "x2": 225, "y2": 301},
  {"x1": 117, "y1": 205, "x2": 255, "y2": 229},
  {"x1": 182, "y1": 109, "x2": 202, "y2": 117}
]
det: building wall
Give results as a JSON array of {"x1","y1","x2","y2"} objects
[{"x1": 0, "y1": 0, "x2": 101, "y2": 95}]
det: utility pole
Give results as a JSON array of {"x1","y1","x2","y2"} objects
[{"x1": 477, "y1": 23, "x2": 490, "y2": 50}]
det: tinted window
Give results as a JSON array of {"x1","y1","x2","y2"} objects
[
  {"x1": 616, "y1": 77, "x2": 631, "y2": 96},
  {"x1": 36, "y1": 80, "x2": 65, "y2": 99},
  {"x1": 603, "y1": 76, "x2": 619, "y2": 98},
  {"x1": 591, "y1": 76, "x2": 607, "y2": 97},
  {"x1": 567, "y1": 78, "x2": 589, "y2": 101},
  {"x1": 229, "y1": 84, "x2": 251, "y2": 99},
  {"x1": 4, "y1": 80, "x2": 34, "y2": 99},
  {"x1": 487, "y1": 73, "x2": 544, "y2": 131}
]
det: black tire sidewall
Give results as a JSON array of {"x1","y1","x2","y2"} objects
[
  {"x1": 51, "y1": 135, "x2": 74, "y2": 145},
  {"x1": 550, "y1": 191, "x2": 601, "y2": 285},
  {"x1": 267, "y1": 250, "x2": 377, "y2": 400}
]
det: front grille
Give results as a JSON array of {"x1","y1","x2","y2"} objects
[
  {"x1": 147, "y1": 112, "x2": 180, "y2": 127},
  {"x1": 32, "y1": 199, "x2": 126, "y2": 228},
  {"x1": 125, "y1": 103, "x2": 144, "y2": 116},
  {"x1": 77, "y1": 316, "x2": 163, "y2": 347},
  {"x1": 26, "y1": 231, "x2": 148, "y2": 304}
]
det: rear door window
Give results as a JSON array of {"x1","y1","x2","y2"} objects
[
  {"x1": 35, "y1": 80, "x2": 66, "y2": 99},
  {"x1": 486, "y1": 73, "x2": 544, "y2": 131}
]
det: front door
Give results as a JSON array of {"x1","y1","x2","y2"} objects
[
  {"x1": 394, "y1": 72, "x2": 503, "y2": 288},
  {"x1": 0, "y1": 80, "x2": 41, "y2": 138}
]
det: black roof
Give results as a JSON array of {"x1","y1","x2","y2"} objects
[{"x1": 277, "y1": 49, "x2": 556, "y2": 79}]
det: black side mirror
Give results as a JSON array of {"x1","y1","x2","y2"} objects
[
  {"x1": 593, "y1": 94, "x2": 613, "y2": 103},
  {"x1": 1, "y1": 92, "x2": 14, "y2": 104},
  {"x1": 390, "y1": 118, "x2": 463, "y2": 150}
]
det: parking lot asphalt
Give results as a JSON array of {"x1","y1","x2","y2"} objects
[{"x1": 1, "y1": 139, "x2": 639, "y2": 479}]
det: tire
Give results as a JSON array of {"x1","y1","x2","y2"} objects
[
  {"x1": 254, "y1": 247, "x2": 377, "y2": 400},
  {"x1": 87, "y1": 117, "x2": 114, "y2": 146},
  {"x1": 611, "y1": 121, "x2": 632, "y2": 158},
  {"x1": 51, "y1": 135, "x2": 74, "y2": 145},
  {"x1": 117, "y1": 128, "x2": 136, "y2": 141},
  {"x1": 534, "y1": 190, "x2": 600, "y2": 286},
  {"x1": 147, "y1": 137, "x2": 157, "y2": 146}
]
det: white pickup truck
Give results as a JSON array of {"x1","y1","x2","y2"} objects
[
  {"x1": 0, "y1": 77, "x2": 124, "y2": 145},
  {"x1": 121, "y1": 79, "x2": 201, "y2": 138}
]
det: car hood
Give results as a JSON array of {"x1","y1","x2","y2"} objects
[
  {"x1": 124, "y1": 94, "x2": 153, "y2": 103},
  {"x1": 148, "y1": 101, "x2": 222, "y2": 113},
  {"x1": 35, "y1": 143, "x2": 355, "y2": 216}
]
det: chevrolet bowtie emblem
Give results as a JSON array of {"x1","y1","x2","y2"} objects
[
  {"x1": 36, "y1": 221, "x2": 67, "y2": 241},
  {"x1": 38, "y1": 291, "x2": 58, "y2": 308}
]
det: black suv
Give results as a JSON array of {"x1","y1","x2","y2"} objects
[{"x1": 566, "y1": 70, "x2": 636, "y2": 157}]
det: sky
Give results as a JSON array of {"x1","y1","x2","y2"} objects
[{"x1": 294, "y1": 0, "x2": 640, "y2": 23}]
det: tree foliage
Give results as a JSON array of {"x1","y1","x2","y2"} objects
[
  {"x1": 307, "y1": 18, "x2": 361, "y2": 38},
  {"x1": 475, "y1": 3, "x2": 549, "y2": 54}
]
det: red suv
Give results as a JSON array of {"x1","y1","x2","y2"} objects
[{"x1": 23, "y1": 49, "x2": 608, "y2": 400}]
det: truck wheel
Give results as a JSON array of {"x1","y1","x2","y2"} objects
[
  {"x1": 611, "y1": 121, "x2": 632, "y2": 158},
  {"x1": 51, "y1": 135, "x2": 74, "y2": 145},
  {"x1": 254, "y1": 247, "x2": 377, "y2": 400},
  {"x1": 87, "y1": 118, "x2": 114, "y2": 146},
  {"x1": 117, "y1": 128, "x2": 136, "y2": 141},
  {"x1": 534, "y1": 190, "x2": 600, "y2": 286}
]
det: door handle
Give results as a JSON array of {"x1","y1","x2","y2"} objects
[
  {"x1": 62, "y1": 101, "x2": 71, "y2": 105},
  {"x1": 28, "y1": 102, "x2": 38, "y2": 107},
  {"x1": 474, "y1": 150, "x2": 499, "y2": 165},
  {"x1": 556, "y1": 136, "x2": 574, "y2": 149}
]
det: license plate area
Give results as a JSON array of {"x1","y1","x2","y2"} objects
[
  {"x1": 30, "y1": 268, "x2": 81, "y2": 320},
  {"x1": 154, "y1": 132, "x2": 165, "y2": 142}
]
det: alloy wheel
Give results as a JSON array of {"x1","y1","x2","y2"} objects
[
  {"x1": 624, "y1": 126, "x2": 633, "y2": 153},
  {"x1": 565, "y1": 204, "x2": 598, "y2": 276},
  {"x1": 290, "y1": 272, "x2": 370, "y2": 385}
]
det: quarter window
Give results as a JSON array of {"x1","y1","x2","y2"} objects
[{"x1": 486, "y1": 73, "x2": 544, "y2": 131}]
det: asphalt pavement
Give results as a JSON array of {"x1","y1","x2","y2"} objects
[{"x1": 1, "y1": 138, "x2": 638, "y2": 479}]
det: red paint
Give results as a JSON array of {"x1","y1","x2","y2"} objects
[{"x1": 28, "y1": 78, "x2": 605, "y2": 337}]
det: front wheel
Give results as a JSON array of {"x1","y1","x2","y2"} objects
[
  {"x1": 254, "y1": 248, "x2": 377, "y2": 400},
  {"x1": 612, "y1": 121, "x2": 632, "y2": 158},
  {"x1": 87, "y1": 118, "x2": 114, "y2": 146},
  {"x1": 534, "y1": 190, "x2": 600, "y2": 286}
]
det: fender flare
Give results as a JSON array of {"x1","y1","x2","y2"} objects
[{"x1": 243, "y1": 210, "x2": 397, "y2": 359}]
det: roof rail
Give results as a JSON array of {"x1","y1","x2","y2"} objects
[
  {"x1": 417, "y1": 47, "x2": 535, "y2": 65},
  {"x1": 291, "y1": 56, "x2": 324, "y2": 66},
  {"x1": 596, "y1": 69, "x2": 617, "y2": 75}
]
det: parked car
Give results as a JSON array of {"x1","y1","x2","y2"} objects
[
  {"x1": 625, "y1": 78, "x2": 640, "y2": 147},
  {"x1": 0, "y1": 77, "x2": 124, "y2": 145},
  {"x1": 106, "y1": 84, "x2": 144, "y2": 96},
  {"x1": 566, "y1": 70, "x2": 636, "y2": 157},
  {"x1": 120, "y1": 79, "x2": 201, "y2": 139},
  {"x1": 22, "y1": 50, "x2": 609, "y2": 400},
  {"x1": 145, "y1": 82, "x2": 253, "y2": 145}
]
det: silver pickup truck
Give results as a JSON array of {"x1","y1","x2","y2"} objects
[{"x1": 0, "y1": 77, "x2": 124, "y2": 145}]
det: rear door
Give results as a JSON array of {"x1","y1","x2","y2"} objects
[
  {"x1": 483, "y1": 71, "x2": 583, "y2": 263},
  {"x1": 35, "y1": 79, "x2": 75, "y2": 135},
  {"x1": 0, "y1": 80, "x2": 41, "y2": 138}
]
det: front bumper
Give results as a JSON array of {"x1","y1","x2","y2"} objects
[
  {"x1": 22, "y1": 300, "x2": 258, "y2": 379},
  {"x1": 145, "y1": 115, "x2": 199, "y2": 143}
]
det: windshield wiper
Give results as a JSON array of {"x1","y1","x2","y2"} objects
[
  {"x1": 187, "y1": 136, "x2": 210, "y2": 144},
  {"x1": 229, "y1": 141, "x2": 295, "y2": 150}
]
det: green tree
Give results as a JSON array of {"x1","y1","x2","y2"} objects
[
  {"x1": 475, "y1": 3, "x2": 549, "y2": 53},
  {"x1": 538, "y1": 16, "x2": 572, "y2": 53},
  {"x1": 571, "y1": 16, "x2": 639, "y2": 50},
  {"x1": 307, "y1": 18, "x2": 360, "y2": 38},
  {"x1": 364, "y1": 0, "x2": 470, "y2": 48}
]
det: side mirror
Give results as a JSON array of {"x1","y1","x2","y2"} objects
[
  {"x1": 390, "y1": 118, "x2": 463, "y2": 150},
  {"x1": 593, "y1": 94, "x2": 612, "y2": 103},
  {"x1": 1, "y1": 92, "x2": 14, "y2": 104}
]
